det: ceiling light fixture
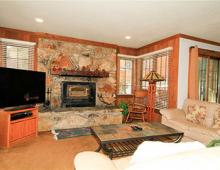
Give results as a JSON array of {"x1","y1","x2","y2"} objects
[
  {"x1": 125, "y1": 36, "x2": 131, "y2": 40},
  {"x1": 35, "y1": 18, "x2": 44, "y2": 23}
]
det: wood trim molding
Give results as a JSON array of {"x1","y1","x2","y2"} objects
[
  {"x1": 168, "y1": 37, "x2": 179, "y2": 108},
  {"x1": 179, "y1": 34, "x2": 220, "y2": 46},
  {"x1": 198, "y1": 48, "x2": 220, "y2": 58},
  {"x1": 116, "y1": 95, "x2": 134, "y2": 98},
  {"x1": 35, "y1": 32, "x2": 118, "y2": 49},
  {"x1": 0, "y1": 27, "x2": 137, "y2": 52},
  {"x1": 117, "y1": 46, "x2": 137, "y2": 56},
  {"x1": 132, "y1": 58, "x2": 136, "y2": 94},
  {"x1": 116, "y1": 55, "x2": 120, "y2": 95}
]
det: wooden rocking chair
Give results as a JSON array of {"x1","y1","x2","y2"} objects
[{"x1": 126, "y1": 90, "x2": 148, "y2": 122}]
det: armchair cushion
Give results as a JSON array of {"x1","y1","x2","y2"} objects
[
  {"x1": 127, "y1": 147, "x2": 220, "y2": 170},
  {"x1": 74, "y1": 151, "x2": 118, "y2": 170},
  {"x1": 130, "y1": 141, "x2": 205, "y2": 165}
]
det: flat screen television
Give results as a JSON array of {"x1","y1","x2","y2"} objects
[{"x1": 0, "y1": 67, "x2": 46, "y2": 108}]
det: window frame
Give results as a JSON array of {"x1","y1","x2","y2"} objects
[
  {"x1": 117, "y1": 57, "x2": 134, "y2": 95},
  {"x1": 198, "y1": 49, "x2": 220, "y2": 103},
  {"x1": 141, "y1": 52, "x2": 170, "y2": 109},
  {"x1": 0, "y1": 38, "x2": 36, "y2": 71}
]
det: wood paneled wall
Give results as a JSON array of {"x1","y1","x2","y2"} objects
[
  {"x1": 0, "y1": 27, "x2": 137, "y2": 105},
  {"x1": 0, "y1": 27, "x2": 187, "y2": 108},
  {"x1": 137, "y1": 35, "x2": 180, "y2": 108},
  {"x1": 1, "y1": 27, "x2": 220, "y2": 108}
]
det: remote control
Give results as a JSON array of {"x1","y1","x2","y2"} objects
[
  {"x1": 134, "y1": 126, "x2": 143, "y2": 131},
  {"x1": 131, "y1": 125, "x2": 142, "y2": 131}
]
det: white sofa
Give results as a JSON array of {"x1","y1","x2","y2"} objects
[
  {"x1": 74, "y1": 142, "x2": 220, "y2": 170},
  {"x1": 161, "y1": 99, "x2": 220, "y2": 144}
]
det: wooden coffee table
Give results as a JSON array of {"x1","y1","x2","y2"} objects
[{"x1": 91, "y1": 122, "x2": 183, "y2": 159}]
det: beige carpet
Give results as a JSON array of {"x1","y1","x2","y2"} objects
[{"x1": 0, "y1": 132, "x2": 98, "y2": 170}]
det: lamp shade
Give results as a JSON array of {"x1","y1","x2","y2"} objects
[{"x1": 142, "y1": 71, "x2": 165, "y2": 83}]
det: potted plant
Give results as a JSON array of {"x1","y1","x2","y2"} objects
[{"x1": 119, "y1": 101, "x2": 129, "y2": 123}]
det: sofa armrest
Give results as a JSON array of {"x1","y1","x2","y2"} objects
[
  {"x1": 160, "y1": 109, "x2": 186, "y2": 120},
  {"x1": 74, "y1": 151, "x2": 118, "y2": 170}
]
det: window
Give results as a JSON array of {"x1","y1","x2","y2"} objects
[
  {"x1": 119, "y1": 58, "x2": 133, "y2": 95},
  {"x1": 141, "y1": 51, "x2": 170, "y2": 109},
  {"x1": 198, "y1": 56, "x2": 220, "y2": 103},
  {"x1": 0, "y1": 38, "x2": 35, "y2": 70}
]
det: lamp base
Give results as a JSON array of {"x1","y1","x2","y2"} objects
[{"x1": 147, "y1": 83, "x2": 156, "y2": 121}]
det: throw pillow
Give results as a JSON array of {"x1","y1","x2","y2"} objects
[
  {"x1": 186, "y1": 104, "x2": 207, "y2": 125},
  {"x1": 212, "y1": 108, "x2": 220, "y2": 128}
]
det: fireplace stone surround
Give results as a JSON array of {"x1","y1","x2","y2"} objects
[
  {"x1": 38, "y1": 107, "x2": 122, "y2": 131},
  {"x1": 37, "y1": 38, "x2": 120, "y2": 130}
]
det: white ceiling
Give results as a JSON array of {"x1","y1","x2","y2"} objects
[{"x1": 0, "y1": 1, "x2": 220, "y2": 48}]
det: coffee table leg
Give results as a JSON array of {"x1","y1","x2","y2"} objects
[{"x1": 95, "y1": 145, "x2": 101, "y2": 152}]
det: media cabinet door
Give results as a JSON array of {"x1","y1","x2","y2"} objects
[{"x1": 10, "y1": 118, "x2": 37, "y2": 142}]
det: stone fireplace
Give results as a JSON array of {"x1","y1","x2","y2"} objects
[
  {"x1": 37, "y1": 38, "x2": 121, "y2": 131},
  {"x1": 61, "y1": 81, "x2": 96, "y2": 107}
]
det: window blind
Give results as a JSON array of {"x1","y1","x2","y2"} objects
[
  {"x1": 0, "y1": 38, "x2": 35, "y2": 70},
  {"x1": 142, "y1": 50, "x2": 171, "y2": 109}
]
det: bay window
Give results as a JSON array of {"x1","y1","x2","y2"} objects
[{"x1": 142, "y1": 51, "x2": 170, "y2": 109}]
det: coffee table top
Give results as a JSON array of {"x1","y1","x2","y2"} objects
[{"x1": 91, "y1": 122, "x2": 183, "y2": 143}]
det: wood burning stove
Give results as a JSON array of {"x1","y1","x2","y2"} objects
[{"x1": 61, "y1": 82, "x2": 96, "y2": 107}]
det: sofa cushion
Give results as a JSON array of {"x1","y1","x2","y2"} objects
[
  {"x1": 160, "y1": 109, "x2": 185, "y2": 120},
  {"x1": 183, "y1": 124, "x2": 220, "y2": 144},
  {"x1": 189, "y1": 124, "x2": 220, "y2": 138},
  {"x1": 213, "y1": 108, "x2": 220, "y2": 128},
  {"x1": 186, "y1": 104, "x2": 207, "y2": 125},
  {"x1": 183, "y1": 99, "x2": 219, "y2": 127},
  {"x1": 165, "y1": 118, "x2": 193, "y2": 132},
  {"x1": 74, "y1": 151, "x2": 118, "y2": 170}
]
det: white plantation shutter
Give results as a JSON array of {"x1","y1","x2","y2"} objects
[{"x1": 0, "y1": 38, "x2": 35, "y2": 70}]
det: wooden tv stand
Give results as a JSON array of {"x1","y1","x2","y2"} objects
[{"x1": 0, "y1": 107, "x2": 38, "y2": 148}]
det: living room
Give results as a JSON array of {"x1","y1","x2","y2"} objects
[{"x1": 0, "y1": 1, "x2": 220, "y2": 170}]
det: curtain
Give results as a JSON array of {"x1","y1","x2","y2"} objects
[{"x1": 188, "y1": 46, "x2": 199, "y2": 99}]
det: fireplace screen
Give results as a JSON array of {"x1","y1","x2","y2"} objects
[
  {"x1": 67, "y1": 85, "x2": 89, "y2": 98},
  {"x1": 61, "y1": 82, "x2": 96, "y2": 107}
]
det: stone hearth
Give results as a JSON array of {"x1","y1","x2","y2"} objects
[{"x1": 38, "y1": 107, "x2": 122, "y2": 131}]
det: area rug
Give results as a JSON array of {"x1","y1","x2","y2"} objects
[{"x1": 51, "y1": 127, "x2": 91, "y2": 140}]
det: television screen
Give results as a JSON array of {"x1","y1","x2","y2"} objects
[{"x1": 0, "y1": 67, "x2": 46, "y2": 108}]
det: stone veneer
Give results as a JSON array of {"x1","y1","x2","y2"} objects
[
  {"x1": 38, "y1": 38, "x2": 117, "y2": 108},
  {"x1": 37, "y1": 38, "x2": 120, "y2": 130},
  {"x1": 38, "y1": 107, "x2": 122, "y2": 131}
]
